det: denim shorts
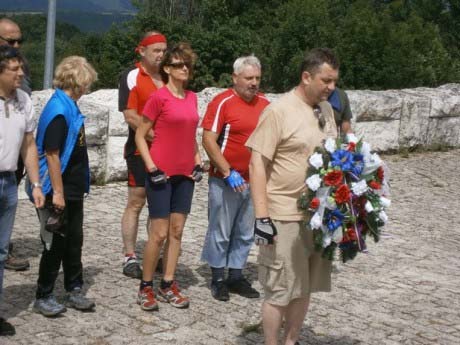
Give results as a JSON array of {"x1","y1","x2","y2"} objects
[{"x1": 145, "y1": 175, "x2": 195, "y2": 218}]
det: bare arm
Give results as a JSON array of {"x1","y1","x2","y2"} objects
[
  {"x1": 202, "y1": 129, "x2": 231, "y2": 177},
  {"x1": 341, "y1": 120, "x2": 352, "y2": 134},
  {"x1": 45, "y1": 149, "x2": 65, "y2": 209},
  {"x1": 194, "y1": 140, "x2": 202, "y2": 166},
  {"x1": 21, "y1": 132, "x2": 44, "y2": 208},
  {"x1": 249, "y1": 150, "x2": 270, "y2": 218},
  {"x1": 135, "y1": 116, "x2": 156, "y2": 172},
  {"x1": 123, "y1": 109, "x2": 154, "y2": 141}
]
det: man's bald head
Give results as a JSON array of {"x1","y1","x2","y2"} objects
[{"x1": 0, "y1": 18, "x2": 22, "y2": 48}]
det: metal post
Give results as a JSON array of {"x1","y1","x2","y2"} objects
[{"x1": 43, "y1": 0, "x2": 56, "y2": 89}]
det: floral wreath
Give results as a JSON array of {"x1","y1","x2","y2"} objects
[{"x1": 298, "y1": 134, "x2": 391, "y2": 262}]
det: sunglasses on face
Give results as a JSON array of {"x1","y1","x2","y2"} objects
[
  {"x1": 313, "y1": 105, "x2": 326, "y2": 130},
  {"x1": 167, "y1": 62, "x2": 190, "y2": 69},
  {"x1": 0, "y1": 35, "x2": 23, "y2": 46}
]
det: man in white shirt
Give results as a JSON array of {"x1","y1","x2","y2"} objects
[{"x1": 0, "y1": 45, "x2": 44, "y2": 337}]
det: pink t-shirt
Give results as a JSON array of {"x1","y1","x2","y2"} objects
[{"x1": 142, "y1": 86, "x2": 199, "y2": 177}]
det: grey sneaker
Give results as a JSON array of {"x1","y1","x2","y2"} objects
[
  {"x1": 33, "y1": 295, "x2": 66, "y2": 317},
  {"x1": 64, "y1": 288, "x2": 95, "y2": 311},
  {"x1": 123, "y1": 258, "x2": 143, "y2": 279}
]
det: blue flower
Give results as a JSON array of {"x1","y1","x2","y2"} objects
[
  {"x1": 325, "y1": 209, "x2": 345, "y2": 231},
  {"x1": 351, "y1": 153, "x2": 364, "y2": 177},
  {"x1": 331, "y1": 149, "x2": 354, "y2": 171}
]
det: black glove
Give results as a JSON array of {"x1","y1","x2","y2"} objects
[
  {"x1": 254, "y1": 217, "x2": 278, "y2": 245},
  {"x1": 148, "y1": 168, "x2": 167, "y2": 184},
  {"x1": 191, "y1": 164, "x2": 203, "y2": 182}
]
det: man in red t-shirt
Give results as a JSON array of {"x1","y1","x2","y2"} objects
[
  {"x1": 200, "y1": 55, "x2": 269, "y2": 301},
  {"x1": 118, "y1": 31, "x2": 167, "y2": 279}
]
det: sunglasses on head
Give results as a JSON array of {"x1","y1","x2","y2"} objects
[
  {"x1": 0, "y1": 35, "x2": 23, "y2": 46},
  {"x1": 0, "y1": 45, "x2": 21, "y2": 60},
  {"x1": 167, "y1": 62, "x2": 190, "y2": 69}
]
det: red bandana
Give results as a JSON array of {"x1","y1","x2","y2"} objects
[{"x1": 135, "y1": 34, "x2": 167, "y2": 53}]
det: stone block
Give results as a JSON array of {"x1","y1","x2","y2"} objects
[{"x1": 106, "y1": 136, "x2": 128, "y2": 181}]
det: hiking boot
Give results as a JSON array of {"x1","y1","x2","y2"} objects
[
  {"x1": 123, "y1": 257, "x2": 143, "y2": 279},
  {"x1": 0, "y1": 317, "x2": 15, "y2": 336},
  {"x1": 137, "y1": 286, "x2": 159, "y2": 311},
  {"x1": 158, "y1": 281, "x2": 189, "y2": 308},
  {"x1": 5, "y1": 243, "x2": 29, "y2": 271},
  {"x1": 64, "y1": 288, "x2": 95, "y2": 311},
  {"x1": 33, "y1": 295, "x2": 66, "y2": 317},
  {"x1": 210, "y1": 280, "x2": 230, "y2": 301},
  {"x1": 227, "y1": 277, "x2": 260, "y2": 298}
]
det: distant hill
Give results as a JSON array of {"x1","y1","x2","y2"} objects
[
  {"x1": 0, "y1": 0, "x2": 136, "y2": 13},
  {"x1": 1, "y1": 0, "x2": 137, "y2": 33}
]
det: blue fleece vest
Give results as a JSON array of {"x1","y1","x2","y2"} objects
[{"x1": 33, "y1": 88, "x2": 90, "y2": 196}]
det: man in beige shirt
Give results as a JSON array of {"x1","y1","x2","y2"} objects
[{"x1": 247, "y1": 48, "x2": 339, "y2": 345}]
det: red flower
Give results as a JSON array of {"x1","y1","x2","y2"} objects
[
  {"x1": 309, "y1": 197, "x2": 320, "y2": 209},
  {"x1": 335, "y1": 184, "x2": 351, "y2": 204},
  {"x1": 377, "y1": 166, "x2": 384, "y2": 181},
  {"x1": 369, "y1": 180, "x2": 381, "y2": 190},
  {"x1": 324, "y1": 170, "x2": 343, "y2": 186},
  {"x1": 347, "y1": 142, "x2": 356, "y2": 152},
  {"x1": 347, "y1": 228, "x2": 358, "y2": 241}
]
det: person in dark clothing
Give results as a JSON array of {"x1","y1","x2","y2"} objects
[{"x1": 31, "y1": 56, "x2": 97, "y2": 317}]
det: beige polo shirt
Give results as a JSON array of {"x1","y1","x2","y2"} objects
[
  {"x1": 246, "y1": 90, "x2": 337, "y2": 221},
  {"x1": 0, "y1": 89, "x2": 36, "y2": 172}
]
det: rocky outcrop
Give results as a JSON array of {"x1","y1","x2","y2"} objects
[{"x1": 30, "y1": 84, "x2": 460, "y2": 184}]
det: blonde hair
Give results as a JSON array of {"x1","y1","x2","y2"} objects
[{"x1": 53, "y1": 56, "x2": 97, "y2": 97}]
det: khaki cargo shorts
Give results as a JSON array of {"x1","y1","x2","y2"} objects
[{"x1": 257, "y1": 220, "x2": 332, "y2": 306}]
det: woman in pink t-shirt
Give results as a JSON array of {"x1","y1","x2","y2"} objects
[{"x1": 135, "y1": 43, "x2": 203, "y2": 311}]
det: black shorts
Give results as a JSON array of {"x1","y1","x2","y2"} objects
[
  {"x1": 126, "y1": 155, "x2": 146, "y2": 187},
  {"x1": 145, "y1": 175, "x2": 195, "y2": 218}
]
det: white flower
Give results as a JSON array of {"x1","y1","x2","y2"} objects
[
  {"x1": 379, "y1": 210, "x2": 388, "y2": 223},
  {"x1": 351, "y1": 180, "x2": 368, "y2": 196},
  {"x1": 306, "y1": 174, "x2": 322, "y2": 191},
  {"x1": 324, "y1": 138, "x2": 336, "y2": 153},
  {"x1": 346, "y1": 133, "x2": 358, "y2": 144},
  {"x1": 360, "y1": 142, "x2": 371, "y2": 159},
  {"x1": 310, "y1": 212, "x2": 322, "y2": 230},
  {"x1": 379, "y1": 196, "x2": 391, "y2": 208},
  {"x1": 309, "y1": 152, "x2": 324, "y2": 169},
  {"x1": 365, "y1": 201, "x2": 374, "y2": 213}
]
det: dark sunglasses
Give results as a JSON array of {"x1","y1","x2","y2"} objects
[
  {"x1": 0, "y1": 45, "x2": 21, "y2": 59},
  {"x1": 0, "y1": 35, "x2": 23, "y2": 46},
  {"x1": 313, "y1": 105, "x2": 325, "y2": 130},
  {"x1": 167, "y1": 62, "x2": 190, "y2": 69}
]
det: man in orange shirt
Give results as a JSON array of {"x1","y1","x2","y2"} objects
[{"x1": 118, "y1": 31, "x2": 167, "y2": 279}]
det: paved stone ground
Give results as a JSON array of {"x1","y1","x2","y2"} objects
[{"x1": 2, "y1": 149, "x2": 460, "y2": 345}]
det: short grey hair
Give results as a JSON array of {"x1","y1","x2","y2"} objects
[{"x1": 233, "y1": 55, "x2": 261, "y2": 75}]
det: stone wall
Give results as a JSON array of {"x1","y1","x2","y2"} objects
[{"x1": 31, "y1": 84, "x2": 460, "y2": 184}]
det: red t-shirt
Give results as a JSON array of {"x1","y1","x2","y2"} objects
[
  {"x1": 201, "y1": 89, "x2": 269, "y2": 181},
  {"x1": 118, "y1": 63, "x2": 159, "y2": 157},
  {"x1": 143, "y1": 86, "x2": 199, "y2": 177}
]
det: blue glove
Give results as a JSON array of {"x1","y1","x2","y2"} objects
[{"x1": 224, "y1": 169, "x2": 245, "y2": 189}]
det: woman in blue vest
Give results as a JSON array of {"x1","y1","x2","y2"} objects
[{"x1": 32, "y1": 56, "x2": 97, "y2": 317}]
